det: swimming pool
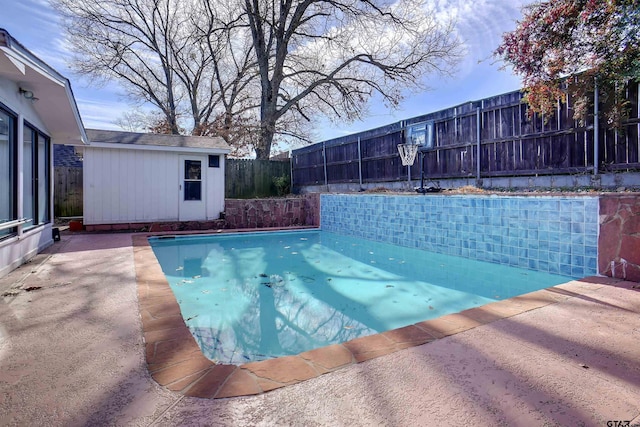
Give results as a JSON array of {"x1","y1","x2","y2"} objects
[{"x1": 150, "y1": 230, "x2": 573, "y2": 364}]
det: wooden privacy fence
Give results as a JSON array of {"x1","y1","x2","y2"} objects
[
  {"x1": 292, "y1": 82, "x2": 640, "y2": 186},
  {"x1": 225, "y1": 159, "x2": 290, "y2": 198},
  {"x1": 54, "y1": 167, "x2": 83, "y2": 217}
]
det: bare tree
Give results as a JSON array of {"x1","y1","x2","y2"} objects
[
  {"x1": 53, "y1": 0, "x2": 461, "y2": 158},
  {"x1": 243, "y1": 0, "x2": 463, "y2": 158},
  {"x1": 52, "y1": 0, "x2": 261, "y2": 152},
  {"x1": 52, "y1": 0, "x2": 194, "y2": 134},
  {"x1": 189, "y1": 0, "x2": 262, "y2": 155},
  {"x1": 113, "y1": 108, "x2": 150, "y2": 132}
]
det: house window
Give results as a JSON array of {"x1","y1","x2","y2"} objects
[
  {"x1": 37, "y1": 130, "x2": 50, "y2": 225},
  {"x1": 0, "y1": 106, "x2": 17, "y2": 239},
  {"x1": 184, "y1": 160, "x2": 202, "y2": 201},
  {"x1": 22, "y1": 123, "x2": 51, "y2": 231},
  {"x1": 208, "y1": 155, "x2": 220, "y2": 168},
  {"x1": 23, "y1": 126, "x2": 34, "y2": 229}
]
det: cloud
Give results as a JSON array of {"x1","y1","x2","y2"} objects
[
  {"x1": 75, "y1": 98, "x2": 131, "y2": 131},
  {"x1": 3, "y1": 0, "x2": 72, "y2": 73},
  {"x1": 431, "y1": 0, "x2": 528, "y2": 73},
  {"x1": 14, "y1": 0, "x2": 60, "y2": 25},
  {"x1": 315, "y1": 1, "x2": 530, "y2": 141}
]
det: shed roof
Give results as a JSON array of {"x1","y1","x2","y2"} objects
[{"x1": 86, "y1": 129, "x2": 231, "y2": 152}]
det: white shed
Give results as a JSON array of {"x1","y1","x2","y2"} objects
[
  {"x1": 0, "y1": 29, "x2": 86, "y2": 278},
  {"x1": 83, "y1": 129, "x2": 230, "y2": 226}
]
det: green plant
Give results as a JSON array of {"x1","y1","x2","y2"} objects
[
  {"x1": 495, "y1": 0, "x2": 640, "y2": 128},
  {"x1": 273, "y1": 174, "x2": 291, "y2": 196}
]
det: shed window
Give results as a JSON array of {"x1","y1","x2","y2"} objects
[
  {"x1": 208, "y1": 155, "x2": 220, "y2": 168},
  {"x1": 184, "y1": 160, "x2": 202, "y2": 201}
]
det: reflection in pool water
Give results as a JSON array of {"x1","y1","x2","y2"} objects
[{"x1": 150, "y1": 230, "x2": 572, "y2": 364}]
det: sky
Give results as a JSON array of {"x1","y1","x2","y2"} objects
[{"x1": 0, "y1": 0, "x2": 529, "y2": 146}]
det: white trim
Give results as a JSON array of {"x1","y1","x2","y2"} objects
[
  {"x1": 86, "y1": 141, "x2": 230, "y2": 154},
  {"x1": 0, "y1": 221, "x2": 50, "y2": 248},
  {"x1": 64, "y1": 84, "x2": 88, "y2": 145},
  {"x1": 0, "y1": 46, "x2": 66, "y2": 86},
  {"x1": 0, "y1": 234, "x2": 18, "y2": 249},
  {"x1": 179, "y1": 155, "x2": 207, "y2": 221},
  {"x1": 0, "y1": 218, "x2": 29, "y2": 231},
  {"x1": 17, "y1": 115, "x2": 24, "y2": 238},
  {"x1": 20, "y1": 221, "x2": 52, "y2": 239},
  {"x1": 49, "y1": 138, "x2": 54, "y2": 224},
  {"x1": 0, "y1": 46, "x2": 65, "y2": 86},
  {"x1": 2, "y1": 50, "x2": 25, "y2": 74},
  {"x1": 0, "y1": 227, "x2": 53, "y2": 279}
]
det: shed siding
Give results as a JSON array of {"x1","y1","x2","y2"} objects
[
  {"x1": 83, "y1": 147, "x2": 225, "y2": 225},
  {"x1": 206, "y1": 155, "x2": 225, "y2": 219},
  {"x1": 84, "y1": 147, "x2": 180, "y2": 225}
]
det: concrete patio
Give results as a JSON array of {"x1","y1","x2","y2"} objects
[{"x1": 0, "y1": 232, "x2": 639, "y2": 426}]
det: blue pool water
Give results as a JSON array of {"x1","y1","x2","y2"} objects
[{"x1": 150, "y1": 230, "x2": 573, "y2": 364}]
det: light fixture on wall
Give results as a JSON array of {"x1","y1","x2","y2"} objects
[{"x1": 19, "y1": 87, "x2": 38, "y2": 101}]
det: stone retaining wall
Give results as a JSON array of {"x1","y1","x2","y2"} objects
[
  {"x1": 224, "y1": 194, "x2": 320, "y2": 229},
  {"x1": 598, "y1": 195, "x2": 640, "y2": 282}
]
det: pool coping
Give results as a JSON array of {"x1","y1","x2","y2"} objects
[{"x1": 132, "y1": 228, "x2": 617, "y2": 399}]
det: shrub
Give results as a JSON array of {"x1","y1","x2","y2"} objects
[{"x1": 273, "y1": 174, "x2": 291, "y2": 196}]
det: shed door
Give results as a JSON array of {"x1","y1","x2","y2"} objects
[{"x1": 179, "y1": 155, "x2": 206, "y2": 221}]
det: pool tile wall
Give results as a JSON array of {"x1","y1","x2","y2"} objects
[{"x1": 321, "y1": 194, "x2": 599, "y2": 278}]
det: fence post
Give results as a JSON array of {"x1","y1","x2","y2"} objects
[
  {"x1": 357, "y1": 136, "x2": 363, "y2": 186},
  {"x1": 289, "y1": 155, "x2": 293, "y2": 192},
  {"x1": 593, "y1": 77, "x2": 599, "y2": 176},
  {"x1": 322, "y1": 141, "x2": 328, "y2": 186},
  {"x1": 399, "y1": 120, "x2": 411, "y2": 183},
  {"x1": 476, "y1": 105, "x2": 481, "y2": 180}
]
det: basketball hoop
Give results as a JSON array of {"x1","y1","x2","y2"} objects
[{"x1": 397, "y1": 143, "x2": 418, "y2": 166}]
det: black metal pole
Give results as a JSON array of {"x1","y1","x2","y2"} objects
[{"x1": 417, "y1": 150, "x2": 426, "y2": 194}]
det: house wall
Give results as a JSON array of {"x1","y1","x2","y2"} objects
[
  {"x1": 0, "y1": 76, "x2": 49, "y2": 131},
  {"x1": 0, "y1": 77, "x2": 54, "y2": 278},
  {"x1": 83, "y1": 147, "x2": 225, "y2": 225},
  {"x1": 0, "y1": 227, "x2": 53, "y2": 278}
]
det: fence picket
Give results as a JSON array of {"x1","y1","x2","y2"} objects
[{"x1": 54, "y1": 167, "x2": 83, "y2": 217}]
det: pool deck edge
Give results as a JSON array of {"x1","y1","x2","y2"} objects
[{"x1": 132, "y1": 232, "x2": 629, "y2": 400}]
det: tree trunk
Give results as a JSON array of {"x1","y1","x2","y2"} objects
[
  {"x1": 255, "y1": 119, "x2": 275, "y2": 159},
  {"x1": 255, "y1": 77, "x2": 277, "y2": 159},
  {"x1": 169, "y1": 114, "x2": 181, "y2": 134}
]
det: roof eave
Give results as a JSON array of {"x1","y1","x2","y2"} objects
[
  {"x1": 0, "y1": 28, "x2": 87, "y2": 146},
  {"x1": 87, "y1": 140, "x2": 231, "y2": 154}
]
